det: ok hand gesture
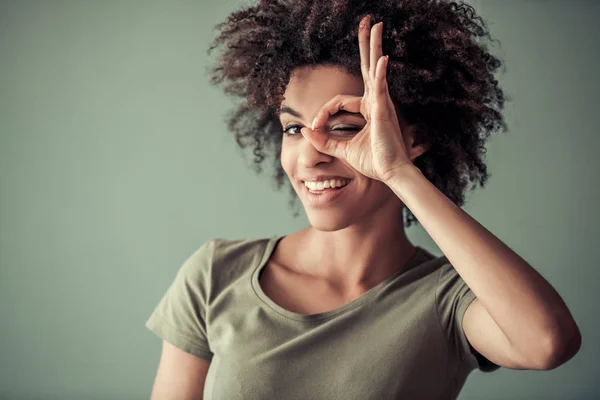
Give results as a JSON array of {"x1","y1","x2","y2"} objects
[{"x1": 300, "y1": 16, "x2": 424, "y2": 183}]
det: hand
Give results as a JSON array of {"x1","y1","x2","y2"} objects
[{"x1": 300, "y1": 16, "x2": 420, "y2": 183}]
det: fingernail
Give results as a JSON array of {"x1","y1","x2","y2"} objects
[{"x1": 311, "y1": 119, "x2": 315, "y2": 130}]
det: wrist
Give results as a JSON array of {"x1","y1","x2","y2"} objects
[
  {"x1": 384, "y1": 163, "x2": 425, "y2": 201},
  {"x1": 382, "y1": 162, "x2": 422, "y2": 185}
]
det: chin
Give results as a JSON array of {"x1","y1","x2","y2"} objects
[{"x1": 305, "y1": 210, "x2": 355, "y2": 232}]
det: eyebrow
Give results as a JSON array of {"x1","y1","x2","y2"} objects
[{"x1": 278, "y1": 106, "x2": 362, "y2": 120}]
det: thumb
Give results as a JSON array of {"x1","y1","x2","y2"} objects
[{"x1": 300, "y1": 127, "x2": 344, "y2": 158}]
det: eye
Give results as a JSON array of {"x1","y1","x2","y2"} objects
[
  {"x1": 330, "y1": 126, "x2": 361, "y2": 136},
  {"x1": 282, "y1": 124, "x2": 361, "y2": 137},
  {"x1": 282, "y1": 124, "x2": 303, "y2": 136}
]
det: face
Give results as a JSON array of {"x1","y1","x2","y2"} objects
[{"x1": 279, "y1": 64, "x2": 406, "y2": 231}]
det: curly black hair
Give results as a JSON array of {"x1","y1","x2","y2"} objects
[{"x1": 206, "y1": 0, "x2": 508, "y2": 227}]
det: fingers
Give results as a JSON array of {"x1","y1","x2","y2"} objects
[
  {"x1": 372, "y1": 55, "x2": 390, "y2": 122},
  {"x1": 316, "y1": 19, "x2": 390, "y2": 129},
  {"x1": 358, "y1": 16, "x2": 385, "y2": 94},
  {"x1": 369, "y1": 22, "x2": 383, "y2": 82},
  {"x1": 375, "y1": 55, "x2": 389, "y2": 96},
  {"x1": 300, "y1": 126, "x2": 347, "y2": 159},
  {"x1": 311, "y1": 94, "x2": 362, "y2": 130},
  {"x1": 358, "y1": 15, "x2": 371, "y2": 86}
]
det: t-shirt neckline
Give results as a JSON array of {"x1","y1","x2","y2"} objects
[{"x1": 250, "y1": 235, "x2": 426, "y2": 323}]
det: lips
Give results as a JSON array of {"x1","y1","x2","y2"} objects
[
  {"x1": 303, "y1": 177, "x2": 351, "y2": 191},
  {"x1": 301, "y1": 178, "x2": 352, "y2": 206}
]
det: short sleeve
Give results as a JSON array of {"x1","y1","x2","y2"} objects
[
  {"x1": 145, "y1": 240, "x2": 215, "y2": 361},
  {"x1": 436, "y1": 261, "x2": 500, "y2": 373}
]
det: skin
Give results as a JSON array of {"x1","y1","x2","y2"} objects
[
  {"x1": 276, "y1": 64, "x2": 420, "y2": 294},
  {"x1": 272, "y1": 16, "x2": 581, "y2": 369}
]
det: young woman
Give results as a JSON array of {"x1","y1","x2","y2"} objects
[{"x1": 146, "y1": 1, "x2": 582, "y2": 398}]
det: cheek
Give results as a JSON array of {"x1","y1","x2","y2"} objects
[
  {"x1": 361, "y1": 180, "x2": 391, "y2": 200},
  {"x1": 279, "y1": 144, "x2": 294, "y2": 174}
]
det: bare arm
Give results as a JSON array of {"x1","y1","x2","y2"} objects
[
  {"x1": 150, "y1": 340, "x2": 211, "y2": 400},
  {"x1": 387, "y1": 164, "x2": 581, "y2": 370}
]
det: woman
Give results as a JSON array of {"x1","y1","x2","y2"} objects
[{"x1": 146, "y1": 1, "x2": 582, "y2": 398}]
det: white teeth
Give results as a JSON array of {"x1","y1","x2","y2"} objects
[{"x1": 304, "y1": 178, "x2": 350, "y2": 191}]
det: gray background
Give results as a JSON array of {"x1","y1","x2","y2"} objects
[{"x1": 0, "y1": 0, "x2": 598, "y2": 398}]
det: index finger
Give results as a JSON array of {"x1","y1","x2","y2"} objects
[{"x1": 311, "y1": 94, "x2": 362, "y2": 130}]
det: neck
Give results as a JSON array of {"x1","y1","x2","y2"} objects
[{"x1": 296, "y1": 209, "x2": 416, "y2": 290}]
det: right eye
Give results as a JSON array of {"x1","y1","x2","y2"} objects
[{"x1": 282, "y1": 124, "x2": 303, "y2": 137}]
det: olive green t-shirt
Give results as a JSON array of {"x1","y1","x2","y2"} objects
[{"x1": 145, "y1": 235, "x2": 500, "y2": 399}]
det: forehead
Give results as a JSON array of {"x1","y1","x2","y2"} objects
[{"x1": 280, "y1": 65, "x2": 364, "y2": 118}]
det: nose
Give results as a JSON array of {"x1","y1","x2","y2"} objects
[{"x1": 297, "y1": 132, "x2": 334, "y2": 167}]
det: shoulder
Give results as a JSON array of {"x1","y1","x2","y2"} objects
[
  {"x1": 210, "y1": 236, "x2": 275, "y2": 265},
  {"x1": 177, "y1": 236, "x2": 275, "y2": 295},
  {"x1": 404, "y1": 246, "x2": 451, "y2": 283},
  {"x1": 182, "y1": 236, "x2": 273, "y2": 269},
  {"x1": 396, "y1": 248, "x2": 471, "y2": 319}
]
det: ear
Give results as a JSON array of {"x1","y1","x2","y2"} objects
[{"x1": 402, "y1": 124, "x2": 430, "y2": 162}]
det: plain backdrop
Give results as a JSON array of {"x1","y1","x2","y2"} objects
[{"x1": 0, "y1": 0, "x2": 598, "y2": 399}]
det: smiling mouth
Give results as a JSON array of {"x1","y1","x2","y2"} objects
[
  {"x1": 301, "y1": 178, "x2": 353, "y2": 195},
  {"x1": 302, "y1": 178, "x2": 351, "y2": 191}
]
